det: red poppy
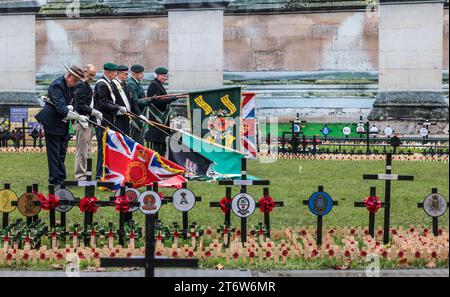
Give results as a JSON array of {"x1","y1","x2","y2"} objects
[
  {"x1": 56, "y1": 253, "x2": 64, "y2": 260},
  {"x1": 114, "y1": 195, "x2": 130, "y2": 213},
  {"x1": 204, "y1": 251, "x2": 212, "y2": 258},
  {"x1": 265, "y1": 251, "x2": 272, "y2": 258},
  {"x1": 219, "y1": 197, "x2": 232, "y2": 214},
  {"x1": 382, "y1": 250, "x2": 388, "y2": 258},
  {"x1": 172, "y1": 251, "x2": 178, "y2": 257},
  {"x1": 360, "y1": 251, "x2": 367, "y2": 257},
  {"x1": 392, "y1": 229, "x2": 397, "y2": 235},
  {"x1": 398, "y1": 251, "x2": 404, "y2": 258},
  {"x1": 6, "y1": 253, "x2": 12, "y2": 260},
  {"x1": 249, "y1": 251, "x2": 256, "y2": 258},
  {"x1": 23, "y1": 253, "x2": 29, "y2": 260},
  {"x1": 40, "y1": 194, "x2": 60, "y2": 211},
  {"x1": 77, "y1": 252, "x2": 85, "y2": 259},
  {"x1": 415, "y1": 251, "x2": 421, "y2": 259},
  {"x1": 410, "y1": 228, "x2": 415, "y2": 233},
  {"x1": 431, "y1": 252, "x2": 437, "y2": 259},
  {"x1": 79, "y1": 197, "x2": 98, "y2": 213},
  {"x1": 364, "y1": 196, "x2": 382, "y2": 213},
  {"x1": 311, "y1": 250, "x2": 318, "y2": 257},
  {"x1": 328, "y1": 250, "x2": 335, "y2": 257},
  {"x1": 344, "y1": 250, "x2": 351, "y2": 258},
  {"x1": 155, "y1": 251, "x2": 162, "y2": 256},
  {"x1": 282, "y1": 250, "x2": 289, "y2": 257},
  {"x1": 40, "y1": 253, "x2": 46, "y2": 260},
  {"x1": 350, "y1": 229, "x2": 356, "y2": 235},
  {"x1": 109, "y1": 252, "x2": 116, "y2": 257},
  {"x1": 258, "y1": 196, "x2": 276, "y2": 214},
  {"x1": 126, "y1": 252, "x2": 132, "y2": 258}
]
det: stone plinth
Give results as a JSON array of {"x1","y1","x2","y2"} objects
[
  {"x1": 368, "y1": 0, "x2": 448, "y2": 125},
  {"x1": 163, "y1": 0, "x2": 230, "y2": 90}
]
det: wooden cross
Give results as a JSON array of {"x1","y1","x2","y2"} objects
[
  {"x1": 354, "y1": 187, "x2": 386, "y2": 238},
  {"x1": 363, "y1": 153, "x2": 414, "y2": 244},
  {"x1": 218, "y1": 158, "x2": 270, "y2": 243},
  {"x1": 258, "y1": 187, "x2": 284, "y2": 238},
  {"x1": 165, "y1": 182, "x2": 202, "y2": 239},
  {"x1": 63, "y1": 158, "x2": 115, "y2": 245},
  {"x1": 418, "y1": 188, "x2": 449, "y2": 236},
  {"x1": 302, "y1": 185, "x2": 338, "y2": 246},
  {"x1": 100, "y1": 211, "x2": 198, "y2": 277}
]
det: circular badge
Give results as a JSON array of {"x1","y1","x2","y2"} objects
[
  {"x1": 172, "y1": 188, "x2": 196, "y2": 212},
  {"x1": 422, "y1": 193, "x2": 448, "y2": 218},
  {"x1": 0, "y1": 189, "x2": 18, "y2": 213},
  {"x1": 293, "y1": 123, "x2": 301, "y2": 133},
  {"x1": 419, "y1": 127, "x2": 429, "y2": 137},
  {"x1": 356, "y1": 125, "x2": 365, "y2": 133},
  {"x1": 231, "y1": 193, "x2": 256, "y2": 218},
  {"x1": 138, "y1": 191, "x2": 161, "y2": 215},
  {"x1": 17, "y1": 192, "x2": 41, "y2": 217},
  {"x1": 321, "y1": 127, "x2": 330, "y2": 136},
  {"x1": 116, "y1": 188, "x2": 140, "y2": 212},
  {"x1": 342, "y1": 126, "x2": 352, "y2": 136},
  {"x1": 55, "y1": 188, "x2": 74, "y2": 213},
  {"x1": 308, "y1": 191, "x2": 333, "y2": 216},
  {"x1": 384, "y1": 126, "x2": 393, "y2": 136},
  {"x1": 369, "y1": 126, "x2": 379, "y2": 134}
]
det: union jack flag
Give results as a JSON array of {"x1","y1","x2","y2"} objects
[
  {"x1": 102, "y1": 129, "x2": 186, "y2": 190},
  {"x1": 241, "y1": 92, "x2": 257, "y2": 158}
]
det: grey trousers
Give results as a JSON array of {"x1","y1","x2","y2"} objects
[{"x1": 74, "y1": 123, "x2": 93, "y2": 181}]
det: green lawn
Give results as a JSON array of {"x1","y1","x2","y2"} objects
[{"x1": 0, "y1": 153, "x2": 448, "y2": 231}]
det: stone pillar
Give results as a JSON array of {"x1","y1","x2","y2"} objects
[
  {"x1": 0, "y1": 1, "x2": 41, "y2": 115},
  {"x1": 368, "y1": 0, "x2": 448, "y2": 134},
  {"x1": 163, "y1": 0, "x2": 229, "y2": 91}
]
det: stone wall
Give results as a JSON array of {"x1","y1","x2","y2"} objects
[{"x1": 35, "y1": 9, "x2": 449, "y2": 75}]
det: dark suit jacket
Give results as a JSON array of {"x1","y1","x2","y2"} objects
[
  {"x1": 74, "y1": 80, "x2": 95, "y2": 121},
  {"x1": 94, "y1": 76, "x2": 120, "y2": 126},
  {"x1": 35, "y1": 75, "x2": 74, "y2": 136},
  {"x1": 110, "y1": 79, "x2": 142, "y2": 134}
]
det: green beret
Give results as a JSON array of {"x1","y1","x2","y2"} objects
[
  {"x1": 116, "y1": 65, "x2": 129, "y2": 72},
  {"x1": 155, "y1": 67, "x2": 168, "y2": 75},
  {"x1": 131, "y1": 64, "x2": 145, "y2": 73},
  {"x1": 103, "y1": 63, "x2": 118, "y2": 71}
]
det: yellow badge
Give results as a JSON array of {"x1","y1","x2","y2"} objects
[{"x1": 0, "y1": 189, "x2": 18, "y2": 213}]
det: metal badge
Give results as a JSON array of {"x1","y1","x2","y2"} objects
[
  {"x1": 116, "y1": 188, "x2": 140, "y2": 212},
  {"x1": 55, "y1": 188, "x2": 74, "y2": 213},
  {"x1": 172, "y1": 188, "x2": 196, "y2": 212},
  {"x1": 321, "y1": 127, "x2": 330, "y2": 136},
  {"x1": 308, "y1": 191, "x2": 333, "y2": 216},
  {"x1": 17, "y1": 192, "x2": 41, "y2": 217},
  {"x1": 342, "y1": 126, "x2": 351, "y2": 136},
  {"x1": 422, "y1": 193, "x2": 448, "y2": 218},
  {"x1": 419, "y1": 127, "x2": 429, "y2": 137},
  {"x1": 231, "y1": 193, "x2": 256, "y2": 218},
  {"x1": 384, "y1": 126, "x2": 393, "y2": 136},
  {"x1": 0, "y1": 189, "x2": 18, "y2": 213},
  {"x1": 138, "y1": 191, "x2": 161, "y2": 215}
]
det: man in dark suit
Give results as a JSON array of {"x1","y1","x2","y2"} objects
[
  {"x1": 73, "y1": 64, "x2": 103, "y2": 181},
  {"x1": 93, "y1": 62, "x2": 127, "y2": 179},
  {"x1": 111, "y1": 65, "x2": 142, "y2": 136},
  {"x1": 141, "y1": 67, "x2": 177, "y2": 156},
  {"x1": 35, "y1": 65, "x2": 87, "y2": 186}
]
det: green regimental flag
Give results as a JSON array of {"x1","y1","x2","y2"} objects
[{"x1": 187, "y1": 86, "x2": 242, "y2": 150}]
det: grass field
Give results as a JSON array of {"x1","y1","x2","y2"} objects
[{"x1": 0, "y1": 153, "x2": 448, "y2": 231}]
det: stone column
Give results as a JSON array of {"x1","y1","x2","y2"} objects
[
  {"x1": 368, "y1": 0, "x2": 448, "y2": 134},
  {"x1": 0, "y1": 0, "x2": 41, "y2": 115},
  {"x1": 163, "y1": 0, "x2": 230, "y2": 91}
]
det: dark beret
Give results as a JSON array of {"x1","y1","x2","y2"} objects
[
  {"x1": 155, "y1": 67, "x2": 168, "y2": 75},
  {"x1": 116, "y1": 65, "x2": 129, "y2": 72},
  {"x1": 131, "y1": 64, "x2": 145, "y2": 73},
  {"x1": 103, "y1": 62, "x2": 118, "y2": 71}
]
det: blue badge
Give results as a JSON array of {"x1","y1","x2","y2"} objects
[
  {"x1": 293, "y1": 123, "x2": 301, "y2": 133},
  {"x1": 321, "y1": 127, "x2": 330, "y2": 136},
  {"x1": 308, "y1": 191, "x2": 333, "y2": 216}
]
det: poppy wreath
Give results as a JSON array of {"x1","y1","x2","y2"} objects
[
  {"x1": 114, "y1": 195, "x2": 130, "y2": 213},
  {"x1": 364, "y1": 196, "x2": 382, "y2": 213},
  {"x1": 258, "y1": 196, "x2": 275, "y2": 214},
  {"x1": 79, "y1": 197, "x2": 99, "y2": 213},
  {"x1": 219, "y1": 197, "x2": 232, "y2": 214},
  {"x1": 39, "y1": 194, "x2": 60, "y2": 211}
]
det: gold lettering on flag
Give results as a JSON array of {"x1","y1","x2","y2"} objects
[
  {"x1": 194, "y1": 95, "x2": 213, "y2": 115},
  {"x1": 220, "y1": 94, "x2": 237, "y2": 115}
]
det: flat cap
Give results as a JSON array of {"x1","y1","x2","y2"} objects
[
  {"x1": 155, "y1": 67, "x2": 168, "y2": 75},
  {"x1": 131, "y1": 64, "x2": 145, "y2": 73}
]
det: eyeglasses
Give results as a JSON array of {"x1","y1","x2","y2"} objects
[{"x1": 85, "y1": 71, "x2": 97, "y2": 77}]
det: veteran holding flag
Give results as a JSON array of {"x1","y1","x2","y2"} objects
[
  {"x1": 94, "y1": 62, "x2": 127, "y2": 179},
  {"x1": 35, "y1": 65, "x2": 88, "y2": 187},
  {"x1": 141, "y1": 67, "x2": 177, "y2": 156},
  {"x1": 111, "y1": 65, "x2": 142, "y2": 136},
  {"x1": 127, "y1": 64, "x2": 146, "y2": 143}
]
